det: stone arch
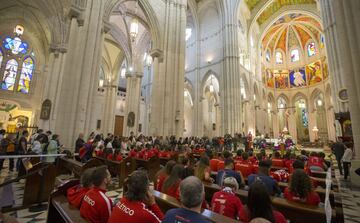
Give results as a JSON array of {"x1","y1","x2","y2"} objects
[{"x1": 292, "y1": 92, "x2": 308, "y2": 107}]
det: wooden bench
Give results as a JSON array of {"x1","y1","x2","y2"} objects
[
  {"x1": 47, "y1": 180, "x2": 88, "y2": 223},
  {"x1": 95, "y1": 156, "x2": 136, "y2": 188},
  {"x1": 153, "y1": 190, "x2": 239, "y2": 223},
  {"x1": 202, "y1": 182, "x2": 337, "y2": 223},
  {"x1": 57, "y1": 157, "x2": 103, "y2": 178},
  {"x1": 135, "y1": 157, "x2": 160, "y2": 181},
  {"x1": 159, "y1": 153, "x2": 179, "y2": 166}
]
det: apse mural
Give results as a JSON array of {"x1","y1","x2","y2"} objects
[
  {"x1": 289, "y1": 68, "x2": 306, "y2": 88},
  {"x1": 306, "y1": 61, "x2": 322, "y2": 85},
  {"x1": 274, "y1": 70, "x2": 289, "y2": 89},
  {"x1": 266, "y1": 69, "x2": 274, "y2": 88}
]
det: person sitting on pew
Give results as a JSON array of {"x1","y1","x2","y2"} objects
[
  {"x1": 194, "y1": 156, "x2": 214, "y2": 182},
  {"x1": 307, "y1": 152, "x2": 326, "y2": 172},
  {"x1": 284, "y1": 169, "x2": 320, "y2": 206},
  {"x1": 113, "y1": 149, "x2": 123, "y2": 161},
  {"x1": 162, "y1": 164, "x2": 184, "y2": 199},
  {"x1": 211, "y1": 177, "x2": 244, "y2": 220},
  {"x1": 80, "y1": 165, "x2": 113, "y2": 223},
  {"x1": 162, "y1": 176, "x2": 211, "y2": 223},
  {"x1": 235, "y1": 152, "x2": 256, "y2": 178},
  {"x1": 67, "y1": 167, "x2": 95, "y2": 208},
  {"x1": 179, "y1": 155, "x2": 195, "y2": 178},
  {"x1": 271, "y1": 151, "x2": 284, "y2": 167},
  {"x1": 216, "y1": 158, "x2": 244, "y2": 188},
  {"x1": 108, "y1": 170, "x2": 164, "y2": 223},
  {"x1": 248, "y1": 160, "x2": 281, "y2": 196},
  {"x1": 129, "y1": 145, "x2": 138, "y2": 158},
  {"x1": 155, "y1": 160, "x2": 176, "y2": 191},
  {"x1": 240, "y1": 181, "x2": 287, "y2": 223},
  {"x1": 234, "y1": 149, "x2": 244, "y2": 162}
]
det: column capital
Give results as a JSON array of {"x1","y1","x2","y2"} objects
[
  {"x1": 49, "y1": 44, "x2": 67, "y2": 56},
  {"x1": 126, "y1": 71, "x2": 143, "y2": 78},
  {"x1": 150, "y1": 49, "x2": 164, "y2": 63},
  {"x1": 68, "y1": 4, "x2": 86, "y2": 26}
]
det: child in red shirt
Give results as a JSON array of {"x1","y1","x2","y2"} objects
[
  {"x1": 154, "y1": 160, "x2": 176, "y2": 191},
  {"x1": 80, "y1": 166, "x2": 113, "y2": 223},
  {"x1": 235, "y1": 152, "x2": 255, "y2": 178},
  {"x1": 108, "y1": 171, "x2": 164, "y2": 223},
  {"x1": 284, "y1": 169, "x2": 321, "y2": 206},
  {"x1": 211, "y1": 177, "x2": 243, "y2": 220},
  {"x1": 67, "y1": 167, "x2": 94, "y2": 208}
]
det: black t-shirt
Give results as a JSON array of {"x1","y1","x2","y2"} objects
[
  {"x1": 75, "y1": 138, "x2": 85, "y2": 153},
  {"x1": 17, "y1": 136, "x2": 27, "y2": 153}
]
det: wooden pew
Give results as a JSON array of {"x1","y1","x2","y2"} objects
[
  {"x1": 57, "y1": 157, "x2": 103, "y2": 178},
  {"x1": 153, "y1": 190, "x2": 239, "y2": 223},
  {"x1": 95, "y1": 156, "x2": 136, "y2": 188},
  {"x1": 202, "y1": 182, "x2": 337, "y2": 223},
  {"x1": 135, "y1": 156, "x2": 160, "y2": 181},
  {"x1": 47, "y1": 180, "x2": 87, "y2": 223},
  {"x1": 159, "y1": 153, "x2": 179, "y2": 166},
  {"x1": 2, "y1": 162, "x2": 57, "y2": 212}
]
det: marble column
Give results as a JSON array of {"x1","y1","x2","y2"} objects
[
  {"x1": 102, "y1": 82, "x2": 117, "y2": 134},
  {"x1": 308, "y1": 110, "x2": 317, "y2": 142},
  {"x1": 288, "y1": 109, "x2": 298, "y2": 143},
  {"x1": 123, "y1": 72, "x2": 143, "y2": 136},
  {"x1": 329, "y1": 0, "x2": 360, "y2": 185},
  {"x1": 149, "y1": 0, "x2": 186, "y2": 137},
  {"x1": 219, "y1": 0, "x2": 242, "y2": 135},
  {"x1": 273, "y1": 112, "x2": 280, "y2": 138}
]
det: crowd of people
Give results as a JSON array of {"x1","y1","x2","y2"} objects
[{"x1": 0, "y1": 128, "x2": 355, "y2": 223}]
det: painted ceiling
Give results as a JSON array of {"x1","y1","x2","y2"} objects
[
  {"x1": 262, "y1": 13, "x2": 322, "y2": 54},
  {"x1": 257, "y1": 0, "x2": 316, "y2": 25}
]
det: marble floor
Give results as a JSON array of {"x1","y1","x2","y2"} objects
[{"x1": 0, "y1": 158, "x2": 359, "y2": 223}]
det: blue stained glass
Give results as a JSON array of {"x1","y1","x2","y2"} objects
[
  {"x1": 3, "y1": 36, "x2": 28, "y2": 55},
  {"x1": 301, "y1": 108, "x2": 308, "y2": 127},
  {"x1": 1, "y1": 59, "x2": 18, "y2": 91},
  {"x1": 18, "y1": 57, "x2": 34, "y2": 94}
]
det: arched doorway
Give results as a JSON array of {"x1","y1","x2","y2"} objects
[{"x1": 202, "y1": 74, "x2": 220, "y2": 137}]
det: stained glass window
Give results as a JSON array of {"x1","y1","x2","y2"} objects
[
  {"x1": 275, "y1": 51, "x2": 283, "y2": 64},
  {"x1": 0, "y1": 48, "x2": 3, "y2": 69},
  {"x1": 3, "y1": 36, "x2": 28, "y2": 55},
  {"x1": 307, "y1": 42, "x2": 316, "y2": 57},
  {"x1": 265, "y1": 50, "x2": 271, "y2": 62},
  {"x1": 291, "y1": 49, "x2": 300, "y2": 62},
  {"x1": 320, "y1": 35, "x2": 325, "y2": 49},
  {"x1": 18, "y1": 57, "x2": 34, "y2": 94},
  {"x1": 2, "y1": 59, "x2": 18, "y2": 91}
]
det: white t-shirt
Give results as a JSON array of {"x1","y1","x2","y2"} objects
[{"x1": 342, "y1": 148, "x2": 353, "y2": 162}]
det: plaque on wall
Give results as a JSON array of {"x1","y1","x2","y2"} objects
[
  {"x1": 40, "y1": 99, "x2": 51, "y2": 120},
  {"x1": 127, "y1": 112, "x2": 135, "y2": 127},
  {"x1": 338, "y1": 89, "x2": 348, "y2": 102}
]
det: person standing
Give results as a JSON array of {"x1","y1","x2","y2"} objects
[
  {"x1": 342, "y1": 146, "x2": 353, "y2": 180},
  {"x1": 0, "y1": 133, "x2": 16, "y2": 171},
  {"x1": 331, "y1": 138, "x2": 346, "y2": 175},
  {"x1": 16, "y1": 130, "x2": 29, "y2": 171},
  {"x1": 45, "y1": 134, "x2": 60, "y2": 163},
  {"x1": 75, "y1": 133, "x2": 85, "y2": 161}
]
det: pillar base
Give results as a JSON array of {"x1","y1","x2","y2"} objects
[{"x1": 350, "y1": 159, "x2": 360, "y2": 187}]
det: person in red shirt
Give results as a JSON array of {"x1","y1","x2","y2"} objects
[
  {"x1": 307, "y1": 152, "x2": 326, "y2": 171},
  {"x1": 284, "y1": 169, "x2": 321, "y2": 206},
  {"x1": 271, "y1": 151, "x2": 284, "y2": 167},
  {"x1": 129, "y1": 145, "x2": 138, "y2": 158},
  {"x1": 240, "y1": 181, "x2": 287, "y2": 223},
  {"x1": 67, "y1": 167, "x2": 94, "y2": 208},
  {"x1": 235, "y1": 152, "x2": 255, "y2": 178},
  {"x1": 234, "y1": 149, "x2": 244, "y2": 162},
  {"x1": 154, "y1": 160, "x2": 176, "y2": 191},
  {"x1": 108, "y1": 170, "x2": 164, "y2": 223},
  {"x1": 161, "y1": 164, "x2": 184, "y2": 200},
  {"x1": 211, "y1": 177, "x2": 243, "y2": 220},
  {"x1": 113, "y1": 150, "x2": 123, "y2": 162},
  {"x1": 80, "y1": 166, "x2": 113, "y2": 223}
]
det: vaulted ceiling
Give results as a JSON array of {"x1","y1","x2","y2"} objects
[{"x1": 262, "y1": 13, "x2": 323, "y2": 54}]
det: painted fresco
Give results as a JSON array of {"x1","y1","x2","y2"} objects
[
  {"x1": 306, "y1": 61, "x2": 322, "y2": 85},
  {"x1": 266, "y1": 69, "x2": 275, "y2": 88},
  {"x1": 289, "y1": 68, "x2": 306, "y2": 88},
  {"x1": 322, "y1": 58, "x2": 329, "y2": 79},
  {"x1": 274, "y1": 70, "x2": 289, "y2": 89}
]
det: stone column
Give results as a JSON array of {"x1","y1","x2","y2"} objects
[
  {"x1": 288, "y1": 109, "x2": 298, "y2": 142},
  {"x1": 308, "y1": 109, "x2": 317, "y2": 142},
  {"x1": 326, "y1": 106, "x2": 336, "y2": 141},
  {"x1": 329, "y1": 0, "x2": 360, "y2": 185},
  {"x1": 102, "y1": 82, "x2": 117, "y2": 134},
  {"x1": 273, "y1": 112, "x2": 280, "y2": 138},
  {"x1": 149, "y1": 0, "x2": 186, "y2": 137},
  {"x1": 219, "y1": 0, "x2": 242, "y2": 135},
  {"x1": 123, "y1": 72, "x2": 143, "y2": 136}
]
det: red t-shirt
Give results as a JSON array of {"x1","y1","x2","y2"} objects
[
  {"x1": 129, "y1": 149, "x2": 138, "y2": 157},
  {"x1": 95, "y1": 150, "x2": 104, "y2": 157},
  {"x1": 80, "y1": 187, "x2": 113, "y2": 223},
  {"x1": 67, "y1": 185, "x2": 89, "y2": 209},
  {"x1": 217, "y1": 161, "x2": 225, "y2": 171},
  {"x1": 211, "y1": 189, "x2": 244, "y2": 220},
  {"x1": 239, "y1": 208, "x2": 287, "y2": 223},
  {"x1": 284, "y1": 187, "x2": 321, "y2": 206},
  {"x1": 115, "y1": 155, "x2": 123, "y2": 162},
  {"x1": 272, "y1": 158, "x2": 285, "y2": 167},
  {"x1": 108, "y1": 197, "x2": 163, "y2": 223},
  {"x1": 162, "y1": 180, "x2": 181, "y2": 200},
  {"x1": 107, "y1": 154, "x2": 114, "y2": 160},
  {"x1": 159, "y1": 151, "x2": 171, "y2": 158},
  {"x1": 284, "y1": 159, "x2": 295, "y2": 170},
  {"x1": 155, "y1": 173, "x2": 168, "y2": 191},
  {"x1": 307, "y1": 156, "x2": 324, "y2": 170},
  {"x1": 234, "y1": 156, "x2": 243, "y2": 162},
  {"x1": 235, "y1": 160, "x2": 255, "y2": 177},
  {"x1": 210, "y1": 159, "x2": 220, "y2": 172}
]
